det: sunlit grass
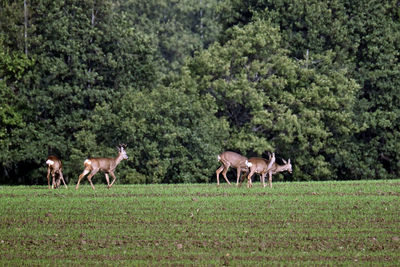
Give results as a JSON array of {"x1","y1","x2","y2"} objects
[{"x1": 0, "y1": 180, "x2": 399, "y2": 265}]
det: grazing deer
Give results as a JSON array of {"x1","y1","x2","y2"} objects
[
  {"x1": 75, "y1": 144, "x2": 128, "y2": 190},
  {"x1": 244, "y1": 153, "x2": 292, "y2": 188},
  {"x1": 216, "y1": 151, "x2": 252, "y2": 186},
  {"x1": 242, "y1": 153, "x2": 275, "y2": 188},
  {"x1": 46, "y1": 156, "x2": 67, "y2": 189}
]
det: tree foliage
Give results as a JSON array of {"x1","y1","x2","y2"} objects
[
  {"x1": 1, "y1": 0, "x2": 157, "y2": 183},
  {"x1": 0, "y1": 0, "x2": 399, "y2": 184},
  {"x1": 114, "y1": 0, "x2": 222, "y2": 72},
  {"x1": 187, "y1": 19, "x2": 359, "y2": 180},
  {"x1": 217, "y1": 0, "x2": 400, "y2": 179},
  {"x1": 72, "y1": 72, "x2": 228, "y2": 184}
]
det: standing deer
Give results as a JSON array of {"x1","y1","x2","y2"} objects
[
  {"x1": 243, "y1": 153, "x2": 292, "y2": 188},
  {"x1": 75, "y1": 144, "x2": 128, "y2": 190},
  {"x1": 46, "y1": 156, "x2": 68, "y2": 189},
  {"x1": 216, "y1": 151, "x2": 252, "y2": 186}
]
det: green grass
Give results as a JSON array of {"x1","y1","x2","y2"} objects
[{"x1": 0, "y1": 180, "x2": 399, "y2": 266}]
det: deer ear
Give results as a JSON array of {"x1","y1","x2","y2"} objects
[
  {"x1": 282, "y1": 159, "x2": 287, "y2": 164},
  {"x1": 288, "y1": 159, "x2": 291, "y2": 164}
]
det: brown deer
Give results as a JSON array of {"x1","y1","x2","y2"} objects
[
  {"x1": 243, "y1": 153, "x2": 292, "y2": 188},
  {"x1": 46, "y1": 156, "x2": 67, "y2": 189},
  {"x1": 75, "y1": 144, "x2": 128, "y2": 190},
  {"x1": 216, "y1": 151, "x2": 252, "y2": 186}
]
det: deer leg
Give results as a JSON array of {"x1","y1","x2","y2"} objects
[
  {"x1": 59, "y1": 171, "x2": 68, "y2": 189},
  {"x1": 46, "y1": 167, "x2": 51, "y2": 189},
  {"x1": 247, "y1": 170, "x2": 255, "y2": 188},
  {"x1": 261, "y1": 173, "x2": 267, "y2": 188},
  {"x1": 86, "y1": 170, "x2": 98, "y2": 190},
  {"x1": 52, "y1": 171, "x2": 56, "y2": 189},
  {"x1": 76, "y1": 169, "x2": 90, "y2": 190},
  {"x1": 54, "y1": 171, "x2": 61, "y2": 189},
  {"x1": 55, "y1": 177, "x2": 61, "y2": 189},
  {"x1": 236, "y1": 168, "x2": 242, "y2": 186},
  {"x1": 221, "y1": 165, "x2": 232, "y2": 185},
  {"x1": 268, "y1": 172, "x2": 273, "y2": 188},
  {"x1": 239, "y1": 170, "x2": 249, "y2": 186},
  {"x1": 105, "y1": 173, "x2": 110, "y2": 187},
  {"x1": 216, "y1": 165, "x2": 224, "y2": 186},
  {"x1": 108, "y1": 172, "x2": 117, "y2": 188}
]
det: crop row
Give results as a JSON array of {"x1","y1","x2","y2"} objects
[{"x1": 0, "y1": 180, "x2": 399, "y2": 265}]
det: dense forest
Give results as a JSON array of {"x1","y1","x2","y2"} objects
[{"x1": 1, "y1": 0, "x2": 399, "y2": 185}]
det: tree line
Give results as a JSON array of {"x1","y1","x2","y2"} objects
[{"x1": 1, "y1": 0, "x2": 399, "y2": 185}]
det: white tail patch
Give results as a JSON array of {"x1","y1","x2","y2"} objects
[
  {"x1": 46, "y1": 160, "x2": 55, "y2": 166},
  {"x1": 246, "y1": 160, "x2": 252, "y2": 167},
  {"x1": 84, "y1": 159, "x2": 92, "y2": 165},
  {"x1": 218, "y1": 155, "x2": 221, "y2": 161}
]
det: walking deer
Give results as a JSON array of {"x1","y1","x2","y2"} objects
[
  {"x1": 216, "y1": 151, "x2": 252, "y2": 186},
  {"x1": 75, "y1": 144, "x2": 128, "y2": 190},
  {"x1": 243, "y1": 153, "x2": 292, "y2": 188},
  {"x1": 46, "y1": 156, "x2": 67, "y2": 189}
]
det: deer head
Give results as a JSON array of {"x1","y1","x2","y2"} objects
[
  {"x1": 118, "y1": 144, "x2": 128, "y2": 160},
  {"x1": 282, "y1": 159, "x2": 292, "y2": 173}
]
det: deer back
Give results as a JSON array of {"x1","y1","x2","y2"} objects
[
  {"x1": 219, "y1": 151, "x2": 249, "y2": 168},
  {"x1": 84, "y1": 147, "x2": 127, "y2": 172},
  {"x1": 248, "y1": 157, "x2": 270, "y2": 173},
  {"x1": 85, "y1": 157, "x2": 116, "y2": 172}
]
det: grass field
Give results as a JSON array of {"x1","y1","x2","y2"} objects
[{"x1": 0, "y1": 180, "x2": 399, "y2": 266}]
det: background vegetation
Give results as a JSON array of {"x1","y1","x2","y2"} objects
[{"x1": 1, "y1": 0, "x2": 399, "y2": 184}]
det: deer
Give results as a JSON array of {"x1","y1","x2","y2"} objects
[
  {"x1": 46, "y1": 156, "x2": 68, "y2": 189},
  {"x1": 216, "y1": 151, "x2": 253, "y2": 186},
  {"x1": 242, "y1": 153, "x2": 292, "y2": 188},
  {"x1": 75, "y1": 144, "x2": 128, "y2": 190}
]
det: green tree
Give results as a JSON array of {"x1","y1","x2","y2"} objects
[
  {"x1": 217, "y1": 0, "x2": 400, "y2": 179},
  {"x1": 0, "y1": 22, "x2": 34, "y2": 182},
  {"x1": 346, "y1": 1, "x2": 400, "y2": 179},
  {"x1": 73, "y1": 70, "x2": 229, "y2": 184},
  {"x1": 260, "y1": 0, "x2": 400, "y2": 179},
  {"x1": 114, "y1": 0, "x2": 222, "y2": 72},
  {"x1": 187, "y1": 19, "x2": 359, "y2": 180},
  {"x1": 1, "y1": 0, "x2": 157, "y2": 184}
]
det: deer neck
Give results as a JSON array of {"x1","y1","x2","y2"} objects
[
  {"x1": 114, "y1": 154, "x2": 124, "y2": 166},
  {"x1": 267, "y1": 158, "x2": 275, "y2": 171}
]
